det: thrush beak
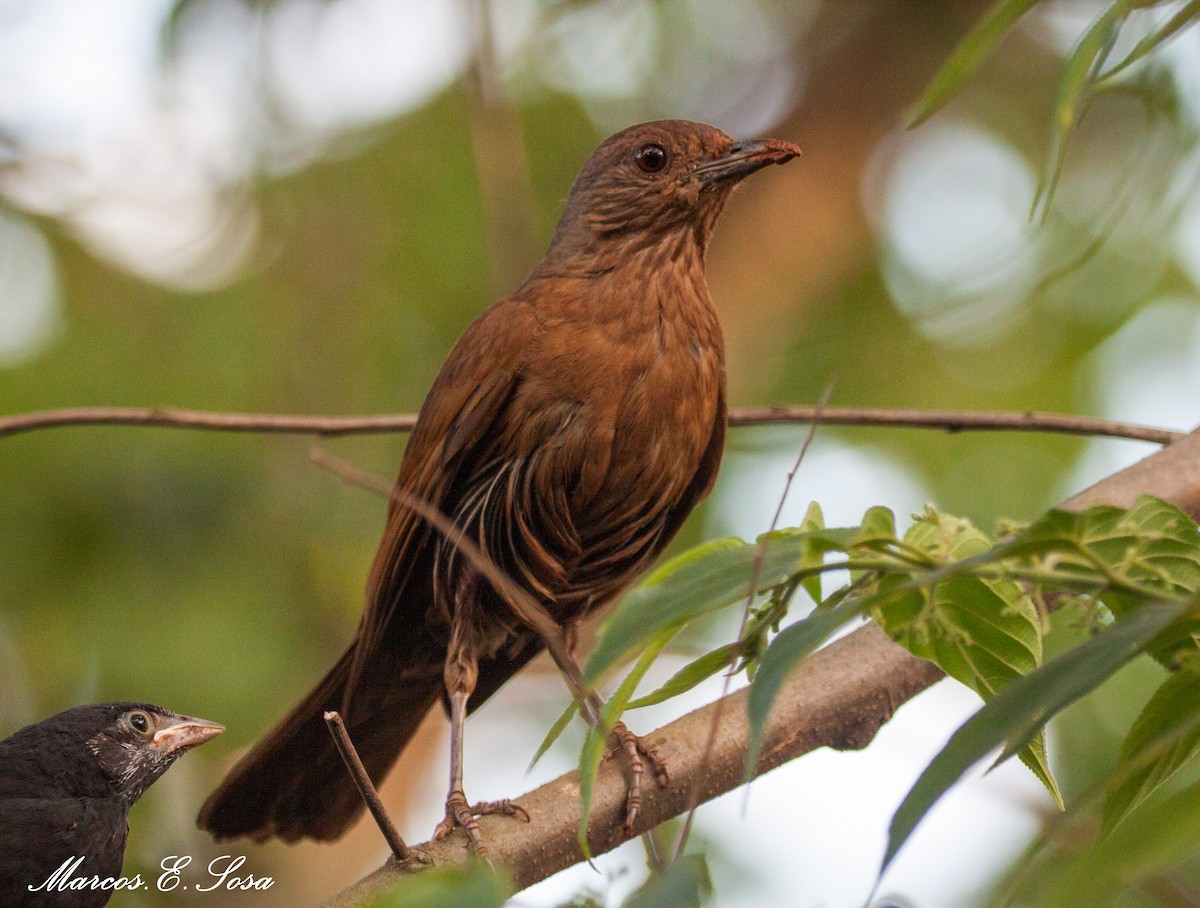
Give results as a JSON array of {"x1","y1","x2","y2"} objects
[
  {"x1": 691, "y1": 137, "x2": 802, "y2": 185},
  {"x1": 152, "y1": 716, "x2": 225, "y2": 755}
]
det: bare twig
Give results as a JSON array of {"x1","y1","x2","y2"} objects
[
  {"x1": 323, "y1": 711, "x2": 417, "y2": 863},
  {"x1": 673, "y1": 379, "x2": 835, "y2": 860},
  {"x1": 0, "y1": 404, "x2": 1183, "y2": 444}
]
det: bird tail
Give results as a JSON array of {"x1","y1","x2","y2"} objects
[{"x1": 197, "y1": 634, "x2": 444, "y2": 843}]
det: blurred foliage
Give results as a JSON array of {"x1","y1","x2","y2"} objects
[
  {"x1": 1, "y1": 0, "x2": 1199, "y2": 906},
  {"x1": 365, "y1": 862, "x2": 510, "y2": 908}
]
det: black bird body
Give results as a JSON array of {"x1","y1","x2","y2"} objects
[{"x1": 0, "y1": 702, "x2": 223, "y2": 908}]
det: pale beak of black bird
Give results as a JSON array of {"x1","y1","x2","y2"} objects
[{"x1": 152, "y1": 717, "x2": 225, "y2": 755}]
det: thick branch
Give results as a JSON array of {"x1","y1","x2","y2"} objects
[
  {"x1": 0, "y1": 405, "x2": 1182, "y2": 445},
  {"x1": 320, "y1": 623, "x2": 945, "y2": 907},
  {"x1": 323, "y1": 427, "x2": 1200, "y2": 906}
]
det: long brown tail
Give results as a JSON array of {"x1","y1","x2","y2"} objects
[{"x1": 198, "y1": 635, "x2": 444, "y2": 843}]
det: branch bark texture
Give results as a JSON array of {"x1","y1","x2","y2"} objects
[{"x1": 323, "y1": 427, "x2": 1200, "y2": 906}]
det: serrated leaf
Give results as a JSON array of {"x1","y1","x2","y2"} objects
[
  {"x1": 1102, "y1": 662, "x2": 1200, "y2": 833},
  {"x1": 881, "y1": 600, "x2": 1188, "y2": 877},
  {"x1": 627, "y1": 644, "x2": 738, "y2": 710},
  {"x1": 1005, "y1": 497, "x2": 1200, "y2": 593},
  {"x1": 878, "y1": 572, "x2": 1062, "y2": 807},
  {"x1": 1006, "y1": 496, "x2": 1200, "y2": 663},
  {"x1": 1031, "y1": 1, "x2": 1130, "y2": 222},
  {"x1": 906, "y1": 0, "x2": 1043, "y2": 127},
  {"x1": 878, "y1": 511, "x2": 1061, "y2": 803}
]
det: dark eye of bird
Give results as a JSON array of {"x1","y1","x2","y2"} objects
[
  {"x1": 633, "y1": 143, "x2": 668, "y2": 174},
  {"x1": 129, "y1": 712, "x2": 150, "y2": 734}
]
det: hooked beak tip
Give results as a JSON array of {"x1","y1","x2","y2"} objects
[{"x1": 692, "y1": 137, "x2": 802, "y2": 184}]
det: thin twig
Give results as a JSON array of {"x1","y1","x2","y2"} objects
[
  {"x1": 323, "y1": 710, "x2": 416, "y2": 863},
  {"x1": 672, "y1": 379, "x2": 835, "y2": 861},
  {"x1": 0, "y1": 405, "x2": 1183, "y2": 445}
]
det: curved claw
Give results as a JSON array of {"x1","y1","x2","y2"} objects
[
  {"x1": 432, "y1": 791, "x2": 530, "y2": 854},
  {"x1": 603, "y1": 721, "x2": 670, "y2": 835}
]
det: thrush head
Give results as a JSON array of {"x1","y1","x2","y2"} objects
[{"x1": 543, "y1": 118, "x2": 801, "y2": 268}]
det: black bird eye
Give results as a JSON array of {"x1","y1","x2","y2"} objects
[
  {"x1": 634, "y1": 143, "x2": 668, "y2": 174},
  {"x1": 128, "y1": 711, "x2": 152, "y2": 735}
]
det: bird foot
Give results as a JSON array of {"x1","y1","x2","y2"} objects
[
  {"x1": 603, "y1": 721, "x2": 669, "y2": 834},
  {"x1": 432, "y1": 791, "x2": 530, "y2": 854}
]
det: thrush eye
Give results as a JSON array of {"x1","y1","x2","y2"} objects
[
  {"x1": 634, "y1": 143, "x2": 668, "y2": 174},
  {"x1": 128, "y1": 711, "x2": 152, "y2": 735}
]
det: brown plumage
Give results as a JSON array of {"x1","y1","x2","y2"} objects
[{"x1": 198, "y1": 119, "x2": 800, "y2": 845}]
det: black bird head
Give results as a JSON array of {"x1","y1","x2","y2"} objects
[
  {"x1": 86, "y1": 703, "x2": 225, "y2": 804},
  {"x1": 2, "y1": 702, "x2": 225, "y2": 806}
]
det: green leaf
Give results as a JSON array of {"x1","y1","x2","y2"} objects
[
  {"x1": 622, "y1": 854, "x2": 712, "y2": 908},
  {"x1": 578, "y1": 629, "x2": 674, "y2": 857},
  {"x1": 1006, "y1": 496, "x2": 1200, "y2": 662},
  {"x1": 367, "y1": 862, "x2": 509, "y2": 908},
  {"x1": 1031, "y1": 1, "x2": 1131, "y2": 222},
  {"x1": 1098, "y1": 0, "x2": 1200, "y2": 83},
  {"x1": 1102, "y1": 661, "x2": 1200, "y2": 832},
  {"x1": 796, "y1": 500, "x2": 827, "y2": 603},
  {"x1": 1004, "y1": 497, "x2": 1200, "y2": 593},
  {"x1": 528, "y1": 696, "x2": 581, "y2": 771},
  {"x1": 587, "y1": 530, "x2": 852, "y2": 685},
  {"x1": 744, "y1": 594, "x2": 867, "y2": 779},
  {"x1": 627, "y1": 644, "x2": 738, "y2": 709},
  {"x1": 906, "y1": 0, "x2": 1043, "y2": 127},
  {"x1": 640, "y1": 536, "x2": 746, "y2": 588},
  {"x1": 850, "y1": 506, "x2": 898, "y2": 547},
  {"x1": 881, "y1": 600, "x2": 1189, "y2": 877},
  {"x1": 877, "y1": 510, "x2": 1062, "y2": 806},
  {"x1": 1003, "y1": 752, "x2": 1200, "y2": 907}
]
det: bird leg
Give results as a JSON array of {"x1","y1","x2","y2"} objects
[
  {"x1": 432, "y1": 575, "x2": 529, "y2": 853},
  {"x1": 603, "y1": 719, "x2": 670, "y2": 834}
]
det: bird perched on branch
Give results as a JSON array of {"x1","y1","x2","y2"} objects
[
  {"x1": 0, "y1": 702, "x2": 224, "y2": 908},
  {"x1": 199, "y1": 119, "x2": 801, "y2": 850}
]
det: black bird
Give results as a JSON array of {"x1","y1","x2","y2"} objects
[{"x1": 0, "y1": 702, "x2": 224, "y2": 908}]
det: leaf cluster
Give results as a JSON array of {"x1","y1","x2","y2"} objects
[
  {"x1": 565, "y1": 495, "x2": 1200, "y2": 898},
  {"x1": 908, "y1": 0, "x2": 1200, "y2": 220}
]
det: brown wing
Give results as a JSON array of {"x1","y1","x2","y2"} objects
[
  {"x1": 199, "y1": 298, "x2": 540, "y2": 842},
  {"x1": 345, "y1": 297, "x2": 542, "y2": 707}
]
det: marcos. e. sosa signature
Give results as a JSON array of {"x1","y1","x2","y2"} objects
[{"x1": 29, "y1": 854, "x2": 274, "y2": 895}]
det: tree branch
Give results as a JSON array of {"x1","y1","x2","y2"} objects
[
  {"x1": 0, "y1": 405, "x2": 1183, "y2": 445},
  {"x1": 322, "y1": 427, "x2": 1200, "y2": 906}
]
